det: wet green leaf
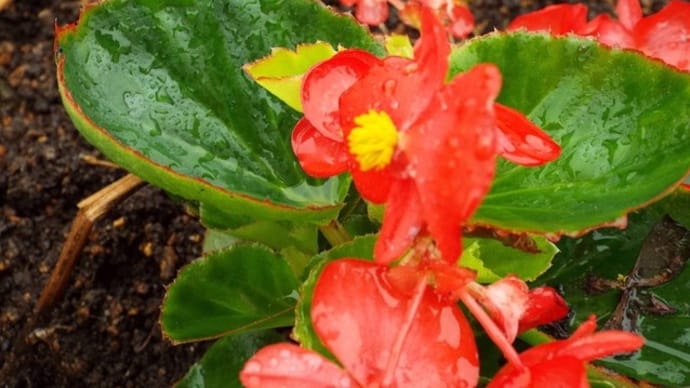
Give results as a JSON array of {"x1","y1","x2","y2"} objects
[
  {"x1": 451, "y1": 33, "x2": 690, "y2": 235},
  {"x1": 176, "y1": 330, "x2": 283, "y2": 388},
  {"x1": 57, "y1": 0, "x2": 382, "y2": 223},
  {"x1": 461, "y1": 235, "x2": 558, "y2": 283},
  {"x1": 161, "y1": 244, "x2": 299, "y2": 343},
  {"x1": 535, "y1": 189, "x2": 690, "y2": 386}
]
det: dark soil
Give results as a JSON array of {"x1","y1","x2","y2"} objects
[{"x1": 0, "y1": 0, "x2": 669, "y2": 387}]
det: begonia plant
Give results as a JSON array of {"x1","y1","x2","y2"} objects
[{"x1": 54, "y1": 0, "x2": 690, "y2": 386}]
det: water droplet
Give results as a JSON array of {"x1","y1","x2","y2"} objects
[
  {"x1": 338, "y1": 376, "x2": 353, "y2": 387},
  {"x1": 243, "y1": 361, "x2": 262, "y2": 373},
  {"x1": 279, "y1": 349, "x2": 291, "y2": 359},
  {"x1": 404, "y1": 62, "x2": 418, "y2": 74},
  {"x1": 269, "y1": 357, "x2": 279, "y2": 367},
  {"x1": 382, "y1": 79, "x2": 397, "y2": 97}
]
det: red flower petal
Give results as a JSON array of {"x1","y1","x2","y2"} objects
[
  {"x1": 374, "y1": 178, "x2": 424, "y2": 264},
  {"x1": 494, "y1": 104, "x2": 562, "y2": 166},
  {"x1": 448, "y1": 4, "x2": 475, "y2": 38},
  {"x1": 240, "y1": 343, "x2": 359, "y2": 388},
  {"x1": 405, "y1": 64, "x2": 502, "y2": 263},
  {"x1": 508, "y1": 4, "x2": 589, "y2": 35},
  {"x1": 292, "y1": 118, "x2": 349, "y2": 177},
  {"x1": 517, "y1": 286, "x2": 569, "y2": 334},
  {"x1": 312, "y1": 259, "x2": 479, "y2": 387},
  {"x1": 582, "y1": 14, "x2": 635, "y2": 49},
  {"x1": 414, "y1": 5, "x2": 452, "y2": 88},
  {"x1": 489, "y1": 316, "x2": 643, "y2": 388},
  {"x1": 483, "y1": 276, "x2": 529, "y2": 343},
  {"x1": 349, "y1": 164, "x2": 395, "y2": 203},
  {"x1": 633, "y1": 0, "x2": 690, "y2": 71},
  {"x1": 616, "y1": 0, "x2": 642, "y2": 31},
  {"x1": 339, "y1": 6, "x2": 451, "y2": 135},
  {"x1": 302, "y1": 49, "x2": 380, "y2": 142}
]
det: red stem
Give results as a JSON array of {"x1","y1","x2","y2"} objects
[{"x1": 458, "y1": 287, "x2": 525, "y2": 370}]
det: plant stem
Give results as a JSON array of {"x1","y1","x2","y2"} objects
[
  {"x1": 458, "y1": 288, "x2": 524, "y2": 370},
  {"x1": 319, "y1": 220, "x2": 352, "y2": 247},
  {"x1": 382, "y1": 273, "x2": 429, "y2": 386}
]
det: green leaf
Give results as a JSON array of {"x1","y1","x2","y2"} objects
[
  {"x1": 461, "y1": 236, "x2": 559, "y2": 283},
  {"x1": 535, "y1": 189, "x2": 690, "y2": 386},
  {"x1": 450, "y1": 32, "x2": 690, "y2": 234},
  {"x1": 57, "y1": 0, "x2": 383, "y2": 223},
  {"x1": 244, "y1": 41, "x2": 336, "y2": 111},
  {"x1": 176, "y1": 330, "x2": 283, "y2": 388},
  {"x1": 385, "y1": 34, "x2": 413, "y2": 58},
  {"x1": 294, "y1": 235, "x2": 376, "y2": 358},
  {"x1": 161, "y1": 244, "x2": 299, "y2": 343}
]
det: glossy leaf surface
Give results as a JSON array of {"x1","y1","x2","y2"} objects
[
  {"x1": 177, "y1": 330, "x2": 283, "y2": 388},
  {"x1": 161, "y1": 244, "x2": 299, "y2": 343},
  {"x1": 57, "y1": 0, "x2": 382, "y2": 223},
  {"x1": 461, "y1": 235, "x2": 558, "y2": 283},
  {"x1": 451, "y1": 32, "x2": 690, "y2": 234},
  {"x1": 535, "y1": 189, "x2": 690, "y2": 386}
]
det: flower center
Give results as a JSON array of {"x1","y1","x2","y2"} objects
[{"x1": 347, "y1": 110, "x2": 399, "y2": 171}]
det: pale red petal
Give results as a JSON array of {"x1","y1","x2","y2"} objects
[
  {"x1": 312, "y1": 259, "x2": 479, "y2": 387},
  {"x1": 374, "y1": 178, "x2": 424, "y2": 264},
  {"x1": 302, "y1": 50, "x2": 380, "y2": 141},
  {"x1": 633, "y1": 0, "x2": 690, "y2": 71},
  {"x1": 508, "y1": 4, "x2": 589, "y2": 35},
  {"x1": 354, "y1": 0, "x2": 389, "y2": 25},
  {"x1": 517, "y1": 286, "x2": 569, "y2": 334},
  {"x1": 292, "y1": 118, "x2": 349, "y2": 177},
  {"x1": 483, "y1": 276, "x2": 529, "y2": 343},
  {"x1": 616, "y1": 0, "x2": 643, "y2": 31},
  {"x1": 240, "y1": 343, "x2": 359, "y2": 388},
  {"x1": 582, "y1": 14, "x2": 635, "y2": 49},
  {"x1": 448, "y1": 4, "x2": 475, "y2": 38},
  {"x1": 405, "y1": 64, "x2": 502, "y2": 263},
  {"x1": 495, "y1": 104, "x2": 561, "y2": 166}
]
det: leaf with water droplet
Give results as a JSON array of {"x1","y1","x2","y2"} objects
[
  {"x1": 57, "y1": 0, "x2": 383, "y2": 224},
  {"x1": 161, "y1": 244, "x2": 300, "y2": 343},
  {"x1": 450, "y1": 33, "x2": 690, "y2": 236}
]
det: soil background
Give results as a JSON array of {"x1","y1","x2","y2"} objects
[{"x1": 0, "y1": 0, "x2": 667, "y2": 387}]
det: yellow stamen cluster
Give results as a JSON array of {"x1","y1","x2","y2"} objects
[{"x1": 347, "y1": 110, "x2": 399, "y2": 171}]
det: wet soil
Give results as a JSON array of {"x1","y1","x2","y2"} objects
[{"x1": 0, "y1": 0, "x2": 668, "y2": 387}]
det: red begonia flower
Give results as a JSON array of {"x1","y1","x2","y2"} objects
[
  {"x1": 293, "y1": 6, "x2": 560, "y2": 264},
  {"x1": 508, "y1": 0, "x2": 690, "y2": 72},
  {"x1": 340, "y1": 0, "x2": 390, "y2": 25},
  {"x1": 240, "y1": 258, "x2": 479, "y2": 388},
  {"x1": 473, "y1": 276, "x2": 569, "y2": 343},
  {"x1": 487, "y1": 315, "x2": 645, "y2": 388},
  {"x1": 400, "y1": 0, "x2": 476, "y2": 38}
]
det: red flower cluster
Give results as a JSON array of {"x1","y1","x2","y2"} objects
[
  {"x1": 293, "y1": 6, "x2": 560, "y2": 265},
  {"x1": 508, "y1": 0, "x2": 690, "y2": 72},
  {"x1": 241, "y1": 5, "x2": 645, "y2": 388},
  {"x1": 339, "y1": 0, "x2": 475, "y2": 38},
  {"x1": 488, "y1": 316, "x2": 645, "y2": 387}
]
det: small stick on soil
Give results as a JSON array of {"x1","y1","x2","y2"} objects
[{"x1": 0, "y1": 173, "x2": 145, "y2": 379}]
